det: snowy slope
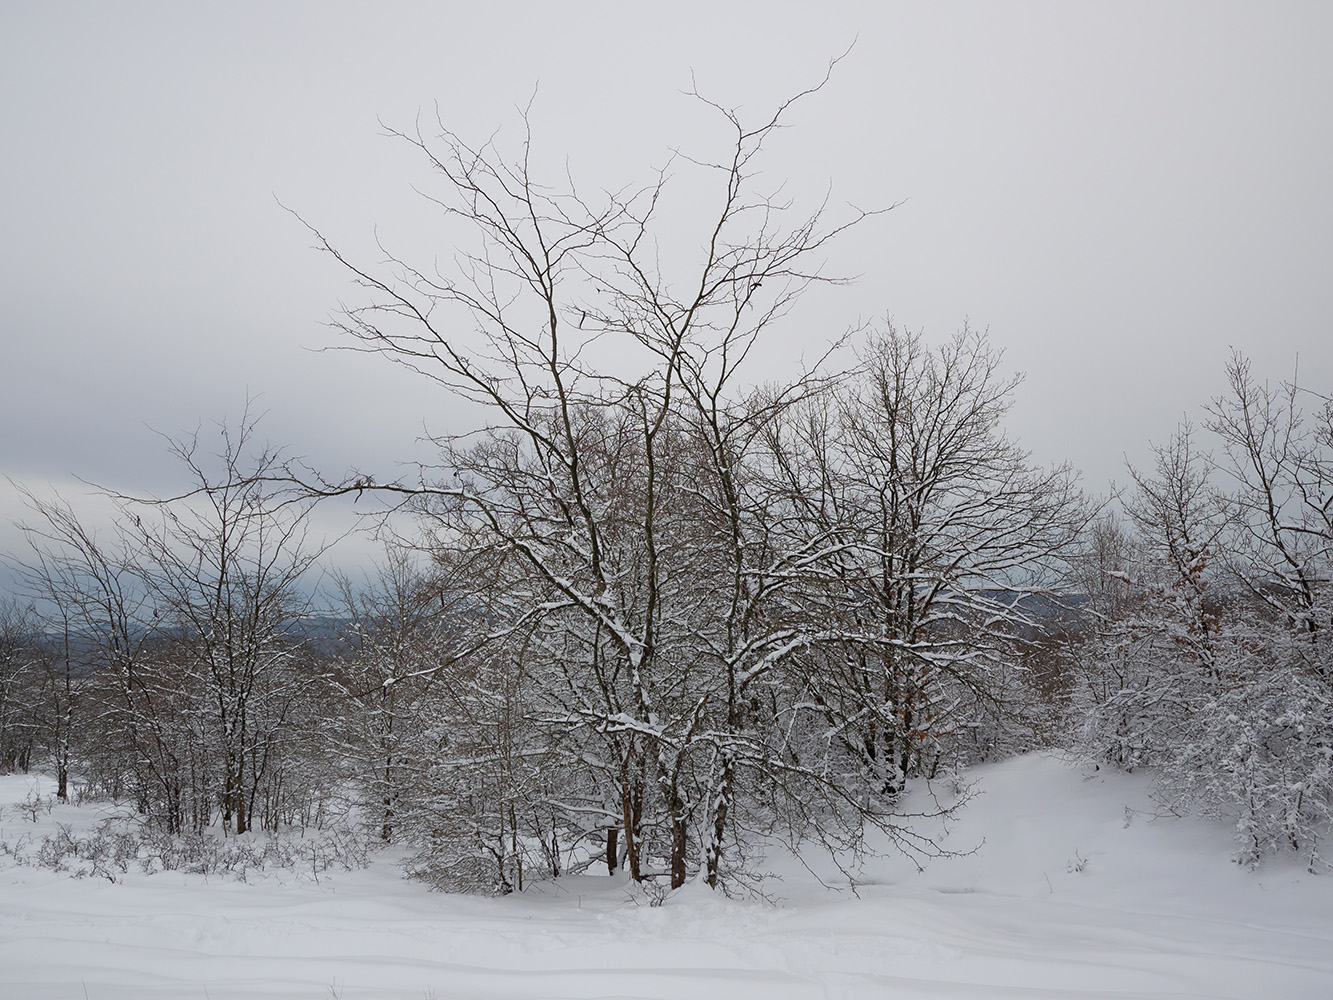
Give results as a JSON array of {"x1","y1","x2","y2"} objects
[{"x1": 1, "y1": 755, "x2": 1330, "y2": 1000}]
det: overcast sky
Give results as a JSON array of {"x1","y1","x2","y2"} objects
[{"x1": 3, "y1": 1, "x2": 1331, "y2": 586}]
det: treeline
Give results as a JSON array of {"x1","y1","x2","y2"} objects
[
  {"x1": 2, "y1": 89, "x2": 1330, "y2": 890},
  {"x1": 1, "y1": 323, "x2": 1090, "y2": 892},
  {"x1": 3, "y1": 348, "x2": 1329, "y2": 889}
]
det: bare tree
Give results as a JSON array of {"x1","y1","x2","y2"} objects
[
  {"x1": 328, "y1": 545, "x2": 481, "y2": 844},
  {"x1": 15, "y1": 493, "x2": 152, "y2": 804},
  {"x1": 281, "y1": 68, "x2": 931, "y2": 889},
  {"x1": 1073, "y1": 426, "x2": 1224, "y2": 774},
  {"x1": 1207, "y1": 354, "x2": 1332, "y2": 669},
  {"x1": 763, "y1": 326, "x2": 1092, "y2": 796}
]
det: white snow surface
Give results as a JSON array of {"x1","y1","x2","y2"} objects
[{"x1": 2, "y1": 754, "x2": 1330, "y2": 999}]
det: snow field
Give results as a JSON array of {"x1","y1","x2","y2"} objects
[{"x1": 2, "y1": 755, "x2": 1330, "y2": 999}]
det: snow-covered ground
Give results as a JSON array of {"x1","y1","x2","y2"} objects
[{"x1": 2, "y1": 755, "x2": 1330, "y2": 999}]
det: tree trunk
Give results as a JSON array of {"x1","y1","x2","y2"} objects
[
  {"x1": 668, "y1": 787, "x2": 688, "y2": 889},
  {"x1": 621, "y1": 782, "x2": 642, "y2": 881}
]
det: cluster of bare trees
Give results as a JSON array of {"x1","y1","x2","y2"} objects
[
  {"x1": 245, "y1": 85, "x2": 1091, "y2": 892},
  {"x1": 1070, "y1": 355, "x2": 1333, "y2": 868},
  {"x1": 0, "y1": 83, "x2": 1095, "y2": 892},
  {"x1": 7, "y1": 420, "x2": 334, "y2": 837},
  {"x1": 0, "y1": 599, "x2": 44, "y2": 776},
  {"x1": 293, "y1": 330, "x2": 1084, "y2": 893},
  {"x1": 20, "y1": 80, "x2": 1325, "y2": 895}
]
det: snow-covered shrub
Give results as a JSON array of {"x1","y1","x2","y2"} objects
[
  {"x1": 1072, "y1": 359, "x2": 1333, "y2": 869},
  {"x1": 1163, "y1": 662, "x2": 1333, "y2": 868},
  {"x1": 31, "y1": 820, "x2": 138, "y2": 881},
  {"x1": 3, "y1": 796, "x2": 371, "y2": 882},
  {"x1": 133, "y1": 822, "x2": 370, "y2": 879}
]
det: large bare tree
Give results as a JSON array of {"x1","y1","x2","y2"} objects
[
  {"x1": 284, "y1": 71, "x2": 910, "y2": 888},
  {"x1": 763, "y1": 326, "x2": 1092, "y2": 796}
]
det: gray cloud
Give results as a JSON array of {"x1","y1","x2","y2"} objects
[{"x1": 3, "y1": 1, "x2": 1330, "y2": 585}]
